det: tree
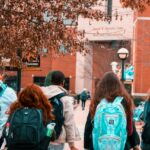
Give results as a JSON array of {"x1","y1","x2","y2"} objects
[
  {"x1": 121, "y1": 0, "x2": 150, "y2": 12},
  {"x1": 0, "y1": 0, "x2": 149, "y2": 67}
]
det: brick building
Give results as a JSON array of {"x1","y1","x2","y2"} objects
[
  {"x1": 21, "y1": 53, "x2": 76, "y2": 93},
  {"x1": 133, "y1": 6, "x2": 150, "y2": 96},
  {"x1": 76, "y1": 0, "x2": 133, "y2": 95},
  {"x1": 3, "y1": 0, "x2": 134, "y2": 96}
]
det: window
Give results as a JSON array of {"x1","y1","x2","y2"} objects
[
  {"x1": 33, "y1": 76, "x2": 46, "y2": 86},
  {"x1": 5, "y1": 76, "x2": 17, "y2": 91},
  {"x1": 107, "y1": 0, "x2": 112, "y2": 18},
  {"x1": 64, "y1": 77, "x2": 70, "y2": 91}
]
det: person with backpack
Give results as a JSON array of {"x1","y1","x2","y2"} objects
[
  {"x1": 0, "y1": 76, "x2": 17, "y2": 148},
  {"x1": 80, "y1": 88, "x2": 89, "y2": 110},
  {"x1": 84, "y1": 72, "x2": 140, "y2": 150},
  {"x1": 141, "y1": 89, "x2": 150, "y2": 150},
  {"x1": 3, "y1": 84, "x2": 54, "y2": 150},
  {"x1": 42, "y1": 70, "x2": 80, "y2": 150}
]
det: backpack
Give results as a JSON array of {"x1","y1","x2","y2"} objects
[
  {"x1": 92, "y1": 96, "x2": 127, "y2": 150},
  {"x1": 49, "y1": 93, "x2": 66, "y2": 139},
  {"x1": 4, "y1": 108, "x2": 49, "y2": 150},
  {"x1": 80, "y1": 91, "x2": 88, "y2": 101},
  {"x1": 133, "y1": 102, "x2": 145, "y2": 122}
]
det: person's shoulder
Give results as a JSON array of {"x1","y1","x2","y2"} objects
[
  {"x1": 5, "y1": 86, "x2": 16, "y2": 95},
  {"x1": 61, "y1": 95, "x2": 74, "y2": 107},
  {"x1": 2, "y1": 86, "x2": 17, "y2": 101},
  {"x1": 61, "y1": 95, "x2": 74, "y2": 102}
]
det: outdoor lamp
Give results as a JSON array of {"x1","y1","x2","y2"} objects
[{"x1": 117, "y1": 48, "x2": 129, "y2": 81}]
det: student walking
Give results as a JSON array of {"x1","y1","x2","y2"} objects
[
  {"x1": 42, "y1": 70, "x2": 80, "y2": 150},
  {"x1": 84, "y1": 72, "x2": 140, "y2": 150},
  {"x1": 0, "y1": 76, "x2": 17, "y2": 148},
  {"x1": 141, "y1": 89, "x2": 150, "y2": 150},
  {"x1": 3, "y1": 84, "x2": 54, "y2": 150},
  {"x1": 80, "y1": 89, "x2": 88, "y2": 110}
]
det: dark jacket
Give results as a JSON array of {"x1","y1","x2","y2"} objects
[
  {"x1": 84, "y1": 98, "x2": 140, "y2": 150},
  {"x1": 80, "y1": 91, "x2": 88, "y2": 102},
  {"x1": 141, "y1": 101, "x2": 150, "y2": 150}
]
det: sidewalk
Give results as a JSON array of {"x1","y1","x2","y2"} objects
[{"x1": 65, "y1": 100, "x2": 90, "y2": 150}]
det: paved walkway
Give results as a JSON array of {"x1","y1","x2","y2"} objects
[{"x1": 65, "y1": 100, "x2": 90, "y2": 150}]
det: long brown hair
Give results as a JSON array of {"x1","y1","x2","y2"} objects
[
  {"x1": 9, "y1": 84, "x2": 54, "y2": 123},
  {"x1": 90, "y1": 71, "x2": 133, "y2": 120}
]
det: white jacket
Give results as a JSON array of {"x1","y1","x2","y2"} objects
[
  {"x1": 0, "y1": 82, "x2": 17, "y2": 137},
  {"x1": 41, "y1": 85, "x2": 80, "y2": 146}
]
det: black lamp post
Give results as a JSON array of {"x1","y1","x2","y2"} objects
[
  {"x1": 16, "y1": 49, "x2": 22, "y2": 93},
  {"x1": 117, "y1": 48, "x2": 129, "y2": 81}
]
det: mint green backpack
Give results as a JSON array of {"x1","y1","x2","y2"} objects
[{"x1": 92, "y1": 96, "x2": 127, "y2": 150}]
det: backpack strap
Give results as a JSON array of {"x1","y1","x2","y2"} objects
[
  {"x1": 113, "y1": 96, "x2": 124, "y2": 104},
  {"x1": 56, "y1": 93, "x2": 66, "y2": 99},
  {"x1": 0, "y1": 83, "x2": 7, "y2": 97},
  {"x1": 100, "y1": 98, "x2": 108, "y2": 104},
  {"x1": 101, "y1": 97, "x2": 123, "y2": 104},
  {"x1": 49, "y1": 92, "x2": 66, "y2": 101}
]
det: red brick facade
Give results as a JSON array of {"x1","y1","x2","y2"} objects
[
  {"x1": 21, "y1": 53, "x2": 76, "y2": 93},
  {"x1": 22, "y1": 54, "x2": 52, "y2": 87},
  {"x1": 20, "y1": 41, "x2": 131, "y2": 96},
  {"x1": 133, "y1": 6, "x2": 150, "y2": 94},
  {"x1": 91, "y1": 41, "x2": 131, "y2": 95},
  {"x1": 51, "y1": 54, "x2": 76, "y2": 93}
]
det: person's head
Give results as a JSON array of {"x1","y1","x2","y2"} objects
[
  {"x1": 83, "y1": 88, "x2": 87, "y2": 91},
  {"x1": 9, "y1": 84, "x2": 54, "y2": 123},
  {"x1": 45, "y1": 70, "x2": 65, "y2": 86},
  {"x1": 51, "y1": 70, "x2": 65, "y2": 86},
  {"x1": 90, "y1": 71, "x2": 133, "y2": 119}
]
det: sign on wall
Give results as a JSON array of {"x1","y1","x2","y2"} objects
[{"x1": 22, "y1": 50, "x2": 40, "y2": 67}]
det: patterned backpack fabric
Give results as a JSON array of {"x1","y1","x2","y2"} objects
[
  {"x1": 133, "y1": 102, "x2": 145, "y2": 122},
  {"x1": 92, "y1": 96, "x2": 127, "y2": 150}
]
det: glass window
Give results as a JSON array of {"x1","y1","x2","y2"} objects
[
  {"x1": 33, "y1": 76, "x2": 45, "y2": 86},
  {"x1": 64, "y1": 77, "x2": 70, "y2": 91}
]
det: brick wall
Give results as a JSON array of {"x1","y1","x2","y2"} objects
[
  {"x1": 51, "y1": 53, "x2": 76, "y2": 93},
  {"x1": 133, "y1": 8, "x2": 150, "y2": 93},
  {"x1": 22, "y1": 53, "x2": 52, "y2": 87},
  {"x1": 92, "y1": 42, "x2": 131, "y2": 95}
]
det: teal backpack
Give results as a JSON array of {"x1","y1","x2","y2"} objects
[
  {"x1": 133, "y1": 101, "x2": 145, "y2": 122},
  {"x1": 92, "y1": 96, "x2": 127, "y2": 150}
]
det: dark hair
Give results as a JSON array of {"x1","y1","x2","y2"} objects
[
  {"x1": 9, "y1": 84, "x2": 54, "y2": 123},
  {"x1": 90, "y1": 71, "x2": 133, "y2": 122},
  {"x1": 51, "y1": 71, "x2": 65, "y2": 85}
]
